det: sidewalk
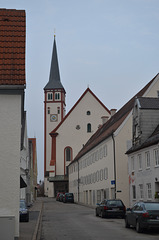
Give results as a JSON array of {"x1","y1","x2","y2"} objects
[{"x1": 19, "y1": 197, "x2": 43, "y2": 240}]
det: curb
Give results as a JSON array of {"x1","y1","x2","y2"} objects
[{"x1": 32, "y1": 201, "x2": 43, "y2": 240}]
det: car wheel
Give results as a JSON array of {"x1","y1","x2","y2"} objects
[
  {"x1": 96, "y1": 209, "x2": 99, "y2": 217},
  {"x1": 136, "y1": 220, "x2": 143, "y2": 233},
  {"x1": 125, "y1": 217, "x2": 130, "y2": 228}
]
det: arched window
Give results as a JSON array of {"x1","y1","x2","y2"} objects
[
  {"x1": 55, "y1": 92, "x2": 61, "y2": 100},
  {"x1": 48, "y1": 92, "x2": 53, "y2": 100},
  {"x1": 87, "y1": 123, "x2": 91, "y2": 133},
  {"x1": 87, "y1": 111, "x2": 91, "y2": 115},
  {"x1": 65, "y1": 147, "x2": 72, "y2": 161}
]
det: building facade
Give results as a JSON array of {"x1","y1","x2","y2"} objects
[
  {"x1": 0, "y1": 9, "x2": 26, "y2": 239},
  {"x1": 126, "y1": 97, "x2": 159, "y2": 206},
  {"x1": 69, "y1": 73, "x2": 159, "y2": 208},
  {"x1": 44, "y1": 37, "x2": 111, "y2": 197}
]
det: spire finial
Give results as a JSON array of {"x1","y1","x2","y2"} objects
[{"x1": 54, "y1": 28, "x2": 56, "y2": 38}]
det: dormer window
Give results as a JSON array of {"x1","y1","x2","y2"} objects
[
  {"x1": 47, "y1": 92, "x2": 53, "y2": 101},
  {"x1": 55, "y1": 92, "x2": 61, "y2": 101}
]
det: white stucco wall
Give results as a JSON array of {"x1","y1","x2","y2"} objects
[
  {"x1": 0, "y1": 94, "x2": 21, "y2": 238},
  {"x1": 128, "y1": 145, "x2": 159, "y2": 207},
  {"x1": 69, "y1": 137, "x2": 115, "y2": 206},
  {"x1": 56, "y1": 91, "x2": 110, "y2": 176},
  {"x1": 69, "y1": 74, "x2": 159, "y2": 208}
]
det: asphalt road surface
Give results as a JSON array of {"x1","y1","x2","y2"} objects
[{"x1": 40, "y1": 198, "x2": 159, "y2": 240}]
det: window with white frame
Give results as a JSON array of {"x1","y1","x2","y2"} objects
[
  {"x1": 55, "y1": 92, "x2": 61, "y2": 100},
  {"x1": 47, "y1": 92, "x2": 53, "y2": 101},
  {"x1": 138, "y1": 154, "x2": 142, "y2": 170},
  {"x1": 145, "y1": 151, "x2": 150, "y2": 168},
  {"x1": 132, "y1": 185, "x2": 136, "y2": 199},
  {"x1": 131, "y1": 156, "x2": 135, "y2": 172},
  {"x1": 139, "y1": 184, "x2": 143, "y2": 199},
  {"x1": 147, "y1": 183, "x2": 152, "y2": 199},
  {"x1": 154, "y1": 149, "x2": 159, "y2": 166}
]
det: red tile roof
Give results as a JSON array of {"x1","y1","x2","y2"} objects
[
  {"x1": 0, "y1": 9, "x2": 26, "y2": 85},
  {"x1": 72, "y1": 73, "x2": 159, "y2": 162}
]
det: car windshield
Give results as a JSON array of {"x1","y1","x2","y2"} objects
[
  {"x1": 107, "y1": 200, "x2": 123, "y2": 206},
  {"x1": 144, "y1": 203, "x2": 159, "y2": 210},
  {"x1": 20, "y1": 201, "x2": 26, "y2": 208}
]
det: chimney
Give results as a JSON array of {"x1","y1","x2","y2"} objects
[
  {"x1": 110, "y1": 109, "x2": 117, "y2": 117},
  {"x1": 101, "y1": 116, "x2": 109, "y2": 125}
]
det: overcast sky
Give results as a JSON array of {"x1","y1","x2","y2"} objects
[{"x1": 1, "y1": 0, "x2": 159, "y2": 182}]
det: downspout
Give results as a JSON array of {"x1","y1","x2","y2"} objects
[
  {"x1": 112, "y1": 133, "x2": 116, "y2": 199},
  {"x1": 77, "y1": 160, "x2": 79, "y2": 203}
]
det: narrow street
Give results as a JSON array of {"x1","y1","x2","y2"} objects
[{"x1": 40, "y1": 198, "x2": 159, "y2": 240}]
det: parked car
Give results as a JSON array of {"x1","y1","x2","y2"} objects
[
  {"x1": 63, "y1": 193, "x2": 74, "y2": 203},
  {"x1": 125, "y1": 201, "x2": 159, "y2": 233},
  {"x1": 56, "y1": 192, "x2": 64, "y2": 201},
  {"x1": 96, "y1": 199, "x2": 126, "y2": 218},
  {"x1": 19, "y1": 199, "x2": 29, "y2": 222},
  {"x1": 59, "y1": 193, "x2": 65, "y2": 202}
]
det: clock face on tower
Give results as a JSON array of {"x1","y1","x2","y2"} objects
[{"x1": 50, "y1": 114, "x2": 58, "y2": 122}]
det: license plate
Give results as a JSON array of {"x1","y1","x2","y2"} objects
[{"x1": 112, "y1": 208, "x2": 119, "y2": 211}]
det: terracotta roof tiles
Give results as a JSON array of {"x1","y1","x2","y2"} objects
[{"x1": 0, "y1": 8, "x2": 25, "y2": 85}]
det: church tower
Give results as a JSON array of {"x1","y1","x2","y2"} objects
[{"x1": 44, "y1": 36, "x2": 66, "y2": 196}]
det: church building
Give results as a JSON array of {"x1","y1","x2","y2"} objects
[{"x1": 44, "y1": 36, "x2": 111, "y2": 197}]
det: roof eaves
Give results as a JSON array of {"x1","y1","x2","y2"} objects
[
  {"x1": 50, "y1": 87, "x2": 110, "y2": 134},
  {"x1": 70, "y1": 73, "x2": 159, "y2": 164}
]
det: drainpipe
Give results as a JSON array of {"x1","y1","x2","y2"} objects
[
  {"x1": 77, "y1": 160, "x2": 79, "y2": 202},
  {"x1": 112, "y1": 133, "x2": 116, "y2": 199}
]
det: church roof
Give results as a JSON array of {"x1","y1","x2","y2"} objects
[
  {"x1": 0, "y1": 9, "x2": 26, "y2": 85},
  {"x1": 71, "y1": 73, "x2": 159, "y2": 163},
  {"x1": 44, "y1": 36, "x2": 65, "y2": 91}
]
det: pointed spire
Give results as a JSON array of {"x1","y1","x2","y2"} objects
[{"x1": 44, "y1": 36, "x2": 65, "y2": 90}]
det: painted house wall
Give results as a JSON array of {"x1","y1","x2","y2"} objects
[
  {"x1": 114, "y1": 114, "x2": 132, "y2": 207},
  {"x1": 0, "y1": 94, "x2": 21, "y2": 237},
  {"x1": 128, "y1": 145, "x2": 159, "y2": 207},
  {"x1": 69, "y1": 74, "x2": 159, "y2": 208},
  {"x1": 55, "y1": 91, "x2": 110, "y2": 176},
  {"x1": 69, "y1": 136, "x2": 114, "y2": 205}
]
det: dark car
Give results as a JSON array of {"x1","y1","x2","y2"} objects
[
  {"x1": 59, "y1": 193, "x2": 65, "y2": 202},
  {"x1": 19, "y1": 199, "x2": 29, "y2": 222},
  {"x1": 63, "y1": 193, "x2": 74, "y2": 203},
  {"x1": 96, "y1": 199, "x2": 126, "y2": 218},
  {"x1": 125, "y1": 201, "x2": 159, "y2": 233}
]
